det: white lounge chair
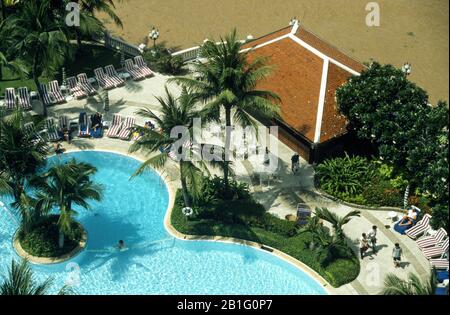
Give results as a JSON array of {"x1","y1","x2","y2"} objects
[
  {"x1": 124, "y1": 59, "x2": 145, "y2": 81},
  {"x1": 77, "y1": 73, "x2": 97, "y2": 95},
  {"x1": 422, "y1": 238, "x2": 449, "y2": 259},
  {"x1": 118, "y1": 116, "x2": 135, "y2": 140},
  {"x1": 106, "y1": 114, "x2": 123, "y2": 138},
  {"x1": 44, "y1": 118, "x2": 61, "y2": 142},
  {"x1": 406, "y1": 213, "x2": 431, "y2": 240},
  {"x1": 94, "y1": 68, "x2": 115, "y2": 90},
  {"x1": 417, "y1": 228, "x2": 448, "y2": 249},
  {"x1": 48, "y1": 80, "x2": 65, "y2": 103},
  {"x1": 430, "y1": 258, "x2": 449, "y2": 270},
  {"x1": 39, "y1": 84, "x2": 55, "y2": 106},
  {"x1": 105, "y1": 65, "x2": 125, "y2": 87},
  {"x1": 134, "y1": 56, "x2": 154, "y2": 77},
  {"x1": 17, "y1": 87, "x2": 32, "y2": 110},
  {"x1": 67, "y1": 76, "x2": 87, "y2": 99},
  {"x1": 5, "y1": 88, "x2": 16, "y2": 110}
]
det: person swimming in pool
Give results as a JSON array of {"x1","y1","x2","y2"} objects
[{"x1": 118, "y1": 240, "x2": 126, "y2": 250}]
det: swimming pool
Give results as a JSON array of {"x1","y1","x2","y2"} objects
[{"x1": 0, "y1": 151, "x2": 327, "y2": 295}]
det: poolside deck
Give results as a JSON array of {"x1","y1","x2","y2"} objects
[{"x1": 29, "y1": 72, "x2": 432, "y2": 295}]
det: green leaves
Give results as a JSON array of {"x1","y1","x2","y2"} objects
[{"x1": 382, "y1": 269, "x2": 437, "y2": 295}]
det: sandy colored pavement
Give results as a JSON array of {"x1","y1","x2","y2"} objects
[{"x1": 101, "y1": 0, "x2": 449, "y2": 103}]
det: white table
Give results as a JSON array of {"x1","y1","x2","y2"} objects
[
  {"x1": 387, "y1": 211, "x2": 399, "y2": 222},
  {"x1": 88, "y1": 77, "x2": 96, "y2": 84},
  {"x1": 119, "y1": 72, "x2": 131, "y2": 80}
]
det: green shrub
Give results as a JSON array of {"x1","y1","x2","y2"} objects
[
  {"x1": 323, "y1": 258, "x2": 361, "y2": 287},
  {"x1": 143, "y1": 45, "x2": 185, "y2": 75},
  {"x1": 430, "y1": 204, "x2": 449, "y2": 232},
  {"x1": 18, "y1": 215, "x2": 83, "y2": 258},
  {"x1": 362, "y1": 177, "x2": 403, "y2": 207},
  {"x1": 196, "y1": 176, "x2": 251, "y2": 207},
  {"x1": 316, "y1": 154, "x2": 375, "y2": 199}
]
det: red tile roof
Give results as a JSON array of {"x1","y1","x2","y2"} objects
[{"x1": 245, "y1": 23, "x2": 364, "y2": 143}]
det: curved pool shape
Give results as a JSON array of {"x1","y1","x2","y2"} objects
[{"x1": 0, "y1": 151, "x2": 326, "y2": 295}]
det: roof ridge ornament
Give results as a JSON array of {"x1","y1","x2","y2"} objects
[{"x1": 289, "y1": 17, "x2": 300, "y2": 34}]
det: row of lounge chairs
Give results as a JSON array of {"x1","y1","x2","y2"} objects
[
  {"x1": 3, "y1": 87, "x2": 32, "y2": 110},
  {"x1": 124, "y1": 56, "x2": 154, "y2": 80},
  {"x1": 398, "y1": 213, "x2": 449, "y2": 270},
  {"x1": 39, "y1": 80, "x2": 66, "y2": 106},
  {"x1": 106, "y1": 113, "x2": 135, "y2": 140}
]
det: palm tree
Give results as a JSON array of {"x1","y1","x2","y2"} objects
[
  {"x1": 170, "y1": 29, "x2": 281, "y2": 198},
  {"x1": 311, "y1": 224, "x2": 354, "y2": 266},
  {"x1": 1, "y1": 259, "x2": 71, "y2": 295},
  {"x1": 381, "y1": 270, "x2": 438, "y2": 295},
  {"x1": 299, "y1": 215, "x2": 323, "y2": 250},
  {"x1": 0, "y1": 110, "x2": 48, "y2": 206},
  {"x1": 0, "y1": 0, "x2": 20, "y2": 22},
  {"x1": 314, "y1": 207, "x2": 361, "y2": 241},
  {"x1": 77, "y1": 0, "x2": 123, "y2": 29},
  {"x1": 129, "y1": 86, "x2": 216, "y2": 207},
  {"x1": 2, "y1": 0, "x2": 71, "y2": 116},
  {"x1": 32, "y1": 160, "x2": 103, "y2": 248},
  {"x1": 0, "y1": 51, "x2": 28, "y2": 81}
]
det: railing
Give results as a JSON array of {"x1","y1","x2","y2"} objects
[
  {"x1": 171, "y1": 46, "x2": 202, "y2": 62},
  {"x1": 93, "y1": 32, "x2": 142, "y2": 56}
]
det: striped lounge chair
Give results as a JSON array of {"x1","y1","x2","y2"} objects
[
  {"x1": 17, "y1": 87, "x2": 32, "y2": 110},
  {"x1": 5, "y1": 88, "x2": 16, "y2": 110},
  {"x1": 124, "y1": 59, "x2": 145, "y2": 81},
  {"x1": 94, "y1": 68, "x2": 115, "y2": 90},
  {"x1": 430, "y1": 258, "x2": 449, "y2": 270},
  {"x1": 417, "y1": 228, "x2": 448, "y2": 249},
  {"x1": 118, "y1": 116, "x2": 135, "y2": 140},
  {"x1": 59, "y1": 115, "x2": 69, "y2": 131},
  {"x1": 39, "y1": 84, "x2": 55, "y2": 106},
  {"x1": 134, "y1": 56, "x2": 154, "y2": 77},
  {"x1": 105, "y1": 65, "x2": 125, "y2": 87},
  {"x1": 48, "y1": 80, "x2": 65, "y2": 103},
  {"x1": 422, "y1": 238, "x2": 449, "y2": 259},
  {"x1": 406, "y1": 214, "x2": 432, "y2": 240},
  {"x1": 44, "y1": 118, "x2": 61, "y2": 142},
  {"x1": 77, "y1": 73, "x2": 97, "y2": 95},
  {"x1": 78, "y1": 112, "x2": 90, "y2": 137},
  {"x1": 24, "y1": 122, "x2": 46, "y2": 145},
  {"x1": 106, "y1": 114, "x2": 123, "y2": 138},
  {"x1": 67, "y1": 77, "x2": 87, "y2": 99}
]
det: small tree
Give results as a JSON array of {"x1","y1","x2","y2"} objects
[
  {"x1": 314, "y1": 207, "x2": 361, "y2": 241},
  {"x1": 381, "y1": 270, "x2": 437, "y2": 295}
]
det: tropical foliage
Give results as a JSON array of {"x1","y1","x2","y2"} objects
[
  {"x1": 143, "y1": 43, "x2": 185, "y2": 75},
  {"x1": 381, "y1": 270, "x2": 438, "y2": 295},
  {"x1": 1, "y1": 259, "x2": 71, "y2": 295},
  {"x1": 170, "y1": 29, "x2": 281, "y2": 198},
  {"x1": 336, "y1": 62, "x2": 449, "y2": 230}
]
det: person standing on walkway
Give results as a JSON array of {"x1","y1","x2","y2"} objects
[
  {"x1": 367, "y1": 225, "x2": 378, "y2": 254},
  {"x1": 291, "y1": 153, "x2": 300, "y2": 174},
  {"x1": 392, "y1": 243, "x2": 403, "y2": 268},
  {"x1": 359, "y1": 233, "x2": 369, "y2": 259}
]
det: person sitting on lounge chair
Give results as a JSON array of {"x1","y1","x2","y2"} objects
[
  {"x1": 91, "y1": 112, "x2": 103, "y2": 130},
  {"x1": 393, "y1": 208, "x2": 418, "y2": 235}
]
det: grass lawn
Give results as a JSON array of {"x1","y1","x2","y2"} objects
[
  {"x1": 170, "y1": 191, "x2": 360, "y2": 288},
  {"x1": 0, "y1": 43, "x2": 122, "y2": 97}
]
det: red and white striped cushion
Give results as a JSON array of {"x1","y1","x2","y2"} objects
[
  {"x1": 429, "y1": 259, "x2": 449, "y2": 270},
  {"x1": 67, "y1": 77, "x2": 87, "y2": 99},
  {"x1": 77, "y1": 74, "x2": 97, "y2": 94},
  {"x1": 124, "y1": 59, "x2": 144, "y2": 80},
  {"x1": 118, "y1": 117, "x2": 135, "y2": 140},
  {"x1": 40, "y1": 84, "x2": 54, "y2": 106},
  {"x1": 94, "y1": 68, "x2": 115, "y2": 89},
  {"x1": 417, "y1": 228, "x2": 448, "y2": 249},
  {"x1": 49, "y1": 80, "x2": 65, "y2": 103},
  {"x1": 422, "y1": 239, "x2": 449, "y2": 259},
  {"x1": 105, "y1": 65, "x2": 125, "y2": 86},
  {"x1": 18, "y1": 87, "x2": 31, "y2": 110},
  {"x1": 106, "y1": 114, "x2": 123, "y2": 138},
  {"x1": 406, "y1": 214, "x2": 431, "y2": 239},
  {"x1": 134, "y1": 56, "x2": 153, "y2": 77},
  {"x1": 5, "y1": 88, "x2": 15, "y2": 109}
]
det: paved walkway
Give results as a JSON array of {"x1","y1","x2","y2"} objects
[{"x1": 29, "y1": 72, "x2": 431, "y2": 295}]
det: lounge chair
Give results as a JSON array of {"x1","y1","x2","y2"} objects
[
  {"x1": 94, "y1": 68, "x2": 115, "y2": 90},
  {"x1": 105, "y1": 65, "x2": 125, "y2": 87},
  {"x1": 44, "y1": 118, "x2": 61, "y2": 142},
  {"x1": 118, "y1": 116, "x2": 135, "y2": 140},
  {"x1": 5, "y1": 88, "x2": 16, "y2": 110},
  {"x1": 435, "y1": 285, "x2": 449, "y2": 295},
  {"x1": 78, "y1": 112, "x2": 90, "y2": 138},
  {"x1": 124, "y1": 59, "x2": 145, "y2": 80},
  {"x1": 39, "y1": 84, "x2": 55, "y2": 106},
  {"x1": 59, "y1": 115, "x2": 69, "y2": 131},
  {"x1": 422, "y1": 238, "x2": 449, "y2": 259},
  {"x1": 417, "y1": 228, "x2": 448, "y2": 249},
  {"x1": 106, "y1": 114, "x2": 123, "y2": 138},
  {"x1": 134, "y1": 56, "x2": 154, "y2": 77},
  {"x1": 406, "y1": 214, "x2": 432, "y2": 239},
  {"x1": 77, "y1": 73, "x2": 97, "y2": 95},
  {"x1": 24, "y1": 122, "x2": 46, "y2": 145},
  {"x1": 17, "y1": 87, "x2": 32, "y2": 110},
  {"x1": 48, "y1": 80, "x2": 66, "y2": 103},
  {"x1": 67, "y1": 76, "x2": 87, "y2": 99},
  {"x1": 437, "y1": 270, "x2": 449, "y2": 282},
  {"x1": 430, "y1": 258, "x2": 449, "y2": 270}
]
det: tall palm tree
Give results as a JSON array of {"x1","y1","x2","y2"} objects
[
  {"x1": 381, "y1": 270, "x2": 438, "y2": 295},
  {"x1": 311, "y1": 224, "x2": 354, "y2": 266},
  {"x1": 129, "y1": 87, "x2": 216, "y2": 207},
  {"x1": 170, "y1": 29, "x2": 281, "y2": 198},
  {"x1": 32, "y1": 160, "x2": 103, "y2": 248},
  {"x1": 0, "y1": 110, "x2": 48, "y2": 206},
  {"x1": 299, "y1": 215, "x2": 323, "y2": 250},
  {"x1": 1, "y1": 259, "x2": 71, "y2": 295},
  {"x1": 2, "y1": 0, "x2": 71, "y2": 116},
  {"x1": 314, "y1": 207, "x2": 361, "y2": 241}
]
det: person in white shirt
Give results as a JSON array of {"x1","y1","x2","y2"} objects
[
  {"x1": 359, "y1": 233, "x2": 369, "y2": 259},
  {"x1": 367, "y1": 226, "x2": 378, "y2": 254},
  {"x1": 392, "y1": 243, "x2": 403, "y2": 268}
]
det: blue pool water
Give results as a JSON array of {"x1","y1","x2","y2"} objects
[{"x1": 0, "y1": 151, "x2": 326, "y2": 295}]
